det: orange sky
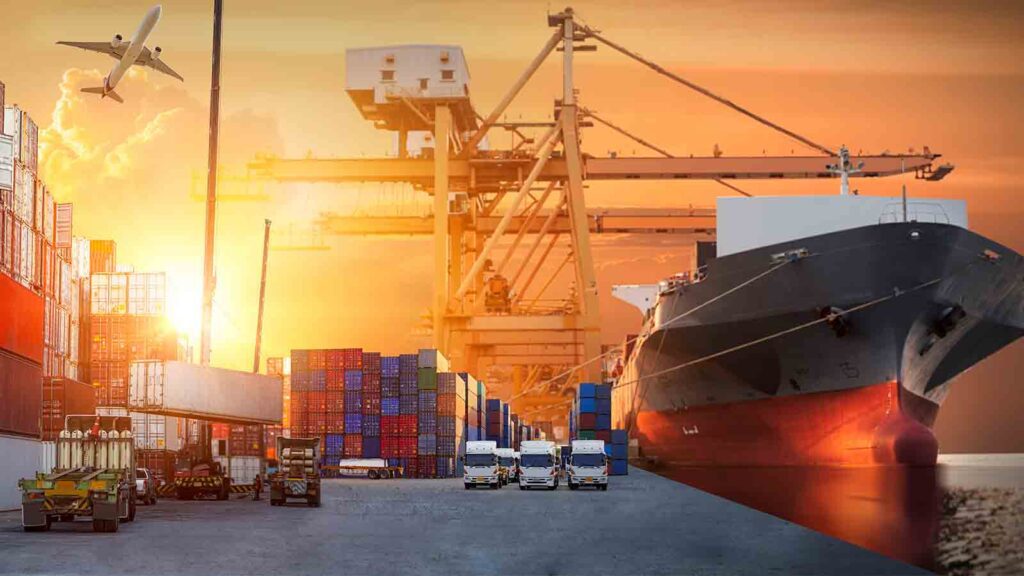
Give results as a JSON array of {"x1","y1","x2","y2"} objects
[{"x1": 1, "y1": 0, "x2": 1021, "y2": 451}]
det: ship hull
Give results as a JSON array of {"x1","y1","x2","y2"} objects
[{"x1": 614, "y1": 222, "x2": 1024, "y2": 466}]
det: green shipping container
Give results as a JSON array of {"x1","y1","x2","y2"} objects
[
  {"x1": 577, "y1": 430, "x2": 596, "y2": 440},
  {"x1": 417, "y1": 367, "x2": 438, "y2": 390}
]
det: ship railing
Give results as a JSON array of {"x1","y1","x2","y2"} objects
[{"x1": 878, "y1": 202, "x2": 951, "y2": 225}]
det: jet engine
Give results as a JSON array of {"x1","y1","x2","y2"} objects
[
  {"x1": 151, "y1": 46, "x2": 162, "y2": 62},
  {"x1": 111, "y1": 34, "x2": 123, "y2": 49}
]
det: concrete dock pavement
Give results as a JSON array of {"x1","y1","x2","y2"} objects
[{"x1": 0, "y1": 466, "x2": 928, "y2": 575}]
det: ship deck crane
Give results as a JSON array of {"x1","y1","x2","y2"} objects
[{"x1": 247, "y1": 7, "x2": 952, "y2": 420}]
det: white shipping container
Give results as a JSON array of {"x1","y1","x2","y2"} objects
[
  {"x1": 55, "y1": 203, "x2": 72, "y2": 248},
  {"x1": 130, "y1": 361, "x2": 282, "y2": 424},
  {"x1": 59, "y1": 260, "x2": 72, "y2": 307},
  {"x1": 42, "y1": 190, "x2": 54, "y2": 241},
  {"x1": 0, "y1": 133, "x2": 13, "y2": 191},
  {"x1": 0, "y1": 433, "x2": 42, "y2": 510},
  {"x1": 214, "y1": 455, "x2": 261, "y2": 485},
  {"x1": 13, "y1": 163, "x2": 33, "y2": 223},
  {"x1": 71, "y1": 236, "x2": 90, "y2": 279},
  {"x1": 2, "y1": 106, "x2": 22, "y2": 159},
  {"x1": 130, "y1": 412, "x2": 182, "y2": 451},
  {"x1": 90, "y1": 273, "x2": 127, "y2": 314},
  {"x1": 127, "y1": 272, "x2": 165, "y2": 315}
]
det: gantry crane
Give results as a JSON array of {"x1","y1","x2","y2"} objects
[{"x1": 248, "y1": 7, "x2": 951, "y2": 420}]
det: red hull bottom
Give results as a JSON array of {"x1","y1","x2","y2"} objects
[{"x1": 635, "y1": 381, "x2": 939, "y2": 467}]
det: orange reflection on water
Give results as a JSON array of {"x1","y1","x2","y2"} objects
[{"x1": 650, "y1": 464, "x2": 941, "y2": 570}]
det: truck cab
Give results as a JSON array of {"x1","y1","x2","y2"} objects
[
  {"x1": 568, "y1": 440, "x2": 609, "y2": 491},
  {"x1": 518, "y1": 441, "x2": 559, "y2": 490},
  {"x1": 495, "y1": 448, "x2": 518, "y2": 484},
  {"x1": 464, "y1": 441, "x2": 501, "y2": 489}
]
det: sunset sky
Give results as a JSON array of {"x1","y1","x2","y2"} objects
[{"x1": 1, "y1": 0, "x2": 1021, "y2": 451}]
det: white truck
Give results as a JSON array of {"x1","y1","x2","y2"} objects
[
  {"x1": 495, "y1": 448, "x2": 518, "y2": 484},
  {"x1": 518, "y1": 440, "x2": 559, "y2": 490},
  {"x1": 464, "y1": 441, "x2": 501, "y2": 489},
  {"x1": 567, "y1": 439, "x2": 609, "y2": 491}
]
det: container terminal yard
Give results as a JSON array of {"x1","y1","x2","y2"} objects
[{"x1": 2, "y1": 2, "x2": 1022, "y2": 575}]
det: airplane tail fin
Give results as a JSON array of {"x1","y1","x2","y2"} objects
[{"x1": 81, "y1": 86, "x2": 123, "y2": 104}]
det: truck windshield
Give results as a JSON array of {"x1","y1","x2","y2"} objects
[
  {"x1": 466, "y1": 454, "x2": 495, "y2": 467},
  {"x1": 520, "y1": 454, "x2": 553, "y2": 468},
  {"x1": 572, "y1": 453, "x2": 605, "y2": 467},
  {"x1": 498, "y1": 457, "x2": 515, "y2": 467}
]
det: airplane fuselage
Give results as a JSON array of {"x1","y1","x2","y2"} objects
[{"x1": 105, "y1": 4, "x2": 161, "y2": 92}]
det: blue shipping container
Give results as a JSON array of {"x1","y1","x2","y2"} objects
[
  {"x1": 381, "y1": 397, "x2": 400, "y2": 416},
  {"x1": 344, "y1": 413, "x2": 362, "y2": 431},
  {"x1": 578, "y1": 382, "x2": 597, "y2": 398},
  {"x1": 610, "y1": 444, "x2": 628, "y2": 459},
  {"x1": 381, "y1": 356, "x2": 400, "y2": 377},
  {"x1": 596, "y1": 414, "x2": 611, "y2": 430},
  {"x1": 344, "y1": 370, "x2": 363, "y2": 390},
  {"x1": 362, "y1": 437, "x2": 381, "y2": 458},
  {"x1": 596, "y1": 397, "x2": 612, "y2": 415},
  {"x1": 595, "y1": 383, "x2": 611, "y2": 399},
  {"x1": 578, "y1": 398, "x2": 597, "y2": 413},
  {"x1": 610, "y1": 459, "x2": 628, "y2": 475},
  {"x1": 611, "y1": 429, "x2": 628, "y2": 445}
]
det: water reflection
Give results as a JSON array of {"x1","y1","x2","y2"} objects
[{"x1": 647, "y1": 464, "x2": 941, "y2": 570}]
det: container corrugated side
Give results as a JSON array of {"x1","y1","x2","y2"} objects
[
  {"x1": 0, "y1": 271, "x2": 44, "y2": 362},
  {"x1": 0, "y1": 433, "x2": 41, "y2": 510},
  {"x1": 130, "y1": 360, "x2": 282, "y2": 424}
]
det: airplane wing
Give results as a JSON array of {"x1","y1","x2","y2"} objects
[
  {"x1": 57, "y1": 41, "x2": 126, "y2": 60},
  {"x1": 135, "y1": 47, "x2": 184, "y2": 81}
]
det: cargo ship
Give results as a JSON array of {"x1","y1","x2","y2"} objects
[{"x1": 611, "y1": 180, "x2": 1024, "y2": 467}]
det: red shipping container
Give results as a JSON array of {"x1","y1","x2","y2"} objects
[
  {"x1": 344, "y1": 349, "x2": 362, "y2": 369},
  {"x1": 437, "y1": 393, "x2": 456, "y2": 417},
  {"x1": 361, "y1": 352, "x2": 380, "y2": 371},
  {"x1": 307, "y1": 390, "x2": 325, "y2": 412},
  {"x1": 309, "y1": 349, "x2": 325, "y2": 370},
  {"x1": 595, "y1": 429, "x2": 611, "y2": 443},
  {"x1": 326, "y1": 412, "x2": 344, "y2": 433},
  {"x1": 579, "y1": 413, "x2": 597, "y2": 429},
  {"x1": 41, "y1": 377, "x2": 94, "y2": 440},
  {"x1": 0, "y1": 272, "x2": 44, "y2": 363},
  {"x1": 326, "y1": 390, "x2": 344, "y2": 413},
  {"x1": 398, "y1": 436, "x2": 418, "y2": 456},
  {"x1": 381, "y1": 435, "x2": 399, "y2": 458},
  {"x1": 417, "y1": 458, "x2": 436, "y2": 479},
  {"x1": 399, "y1": 414, "x2": 418, "y2": 436},
  {"x1": 344, "y1": 434, "x2": 363, "y2": 457},
  {"x1": 326, "y1": 369, "x2": 343, "y2": 390},
  {"x1": 381, "y1": 416, "x2": 401, "y2": 436},
  {"x1": 326, "y1": 349, "x2": 343, "y2": 369}
]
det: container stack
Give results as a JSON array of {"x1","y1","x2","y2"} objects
[
  {"x1": 291, "y1": 347, "x2": 477, "y2": 479},
  {"x1": 607, "y1": 429, "x2": 629, "y2": 475},
  {"x1": 461, "y1": 372, "x2": 485, "y2": 441},
  {"x1": 570, "y1": 382, "x2": 613, "y2": 441},
  {"x1": 436, "y1": 372, "x2": 466, "y2": 477},
  {"x1": 510, "y1": 413, "x2": 520, "y2": 450},
  {"x1": 485, "y1": 399, "x2": 505, "y2": 447}
]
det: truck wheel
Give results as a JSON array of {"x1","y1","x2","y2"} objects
[
  {"x1": 601, "y1": 484, "x2": 609, "y2": 491},
  {"x1": 368, "y1": 470, "x2": 379, "y2": 480},
  {"x1": 218, "y1": 484, "x2": 229, "y2": 501},
  {"x1": 519, "y1": 484, "x2": 526, "y2": 491},
  {"x1": 489, "y1": 482, "x2": 497, "y2": 490},
  {"x1": 569, "y1": 482, "x2": 578, "y2": 491}
]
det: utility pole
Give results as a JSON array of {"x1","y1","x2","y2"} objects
[
  {"x1": 200, "y1": 0, "x2": 223, "y2": 369},
  {"x1": 253, "y1": 219, "x2": 271, "y2": 373},
  {"x1": 253, "y1": 219, "x2": 271, "y2": 479},
  {"x1": 199, "y1": 0, "x2": 223, "y2": 464}
]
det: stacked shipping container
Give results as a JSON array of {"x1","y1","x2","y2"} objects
[
  {"x1": 569, "y1": 382, "x2": 627, "y2": 475},
  {"x1": 292, "y1": 347, "x2": 481, "y2": 479}
]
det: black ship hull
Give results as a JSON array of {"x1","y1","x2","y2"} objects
[{"x1": 613, "y1": 222, "x2": 1024, "y2": 466}]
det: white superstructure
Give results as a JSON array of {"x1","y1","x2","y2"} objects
[{"x1": 717, "y1": 195, "x2": 968, "y2": 257}]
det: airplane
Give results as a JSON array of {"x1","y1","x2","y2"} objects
[{"x1": 57, "y1": 5, "x2": 182, "y2": 103}]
